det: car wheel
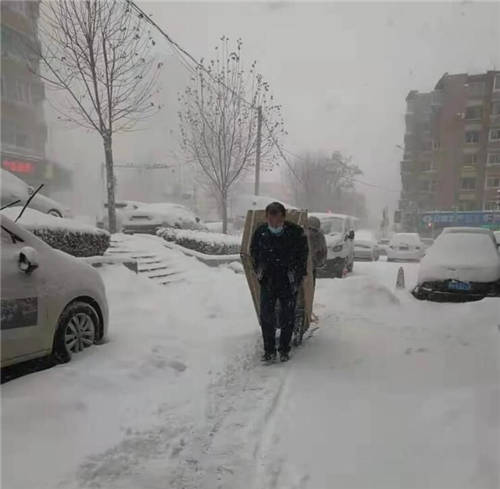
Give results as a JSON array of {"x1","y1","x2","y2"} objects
[
  {"x1": 52, "y1": 302, "x2": 99, "y2": 363},
  {"x1": 48, "y1": 209, "x2": 63, "y2": 217}
]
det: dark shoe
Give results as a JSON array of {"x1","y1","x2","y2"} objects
[
  {"x1": 279, "y1": 351, "x2": 290, "y2": 362},
  {"x1": 261, "y1": 352, "x2": 276, "y2": 363}
]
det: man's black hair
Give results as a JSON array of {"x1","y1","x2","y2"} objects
[{"x1": 265, "y1": 201, "x2": 286, "y2": 217}]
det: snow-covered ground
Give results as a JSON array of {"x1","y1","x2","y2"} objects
[{"x1": 1, "y1": 241, "x2": 499, "y2": 489}]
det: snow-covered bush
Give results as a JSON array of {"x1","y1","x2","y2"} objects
[
  {"x1": 157, "y1": 227, "x2": 241, "y2": 255},
  {"x1": 2, "y1": 207, "x2": 110, "y2": 257}
]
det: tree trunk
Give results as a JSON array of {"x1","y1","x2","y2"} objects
[
  {"x1": 103, "y1": 135, "x2": 117, "y2": 233},
  {"x1": 221, "y1": 190, "x2": 228, "y2": 234}
]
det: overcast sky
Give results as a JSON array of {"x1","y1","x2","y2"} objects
[
  {"x1": 143, "y1": 0, "x2": 500, "y2": 219},
  {"x1": 47, "y1": 1, "x2": 500, "y2": 220}
]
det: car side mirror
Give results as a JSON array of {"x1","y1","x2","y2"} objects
[
  {"x1": 18, "y1": 246, "x2": 39, "y2": 274},
  {"x1": 348, "y1": 230, "x2": 355, "y2": 240}
]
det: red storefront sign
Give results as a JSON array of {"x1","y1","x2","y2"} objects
[{"x1": 2, "y1": 160, "x2": 35, "y2": 174}]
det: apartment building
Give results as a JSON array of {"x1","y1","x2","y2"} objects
[
  {"x1": 1, "y1": 1, "x2": 48, "y2": 182},
  {"x1": 1, "y1": 1, "x2": 73, "y2": 196},
  {"x1": 399, "y1": 71, "x2": 500, "y2": 229}
]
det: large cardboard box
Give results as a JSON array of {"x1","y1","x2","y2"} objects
[{"x1": 240, "y1": 209, "x2": 314, "y2": 343}]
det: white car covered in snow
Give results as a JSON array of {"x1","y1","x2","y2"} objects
[
  {"x1": 354, "y1": 230, "x2": 380, "y2": 261},
  {"x1": 386, "y1": 233, "x2": 425, "y2": 262},
  {"x1": 122, "y1": 202, "x2": 207, "y2": 234},
  {"x1": 311, "y1": 212, "x2": 357, "y2": 278},
  {"x1": 1, "y1": 215, "x2": 109, "y2": 367},
  {"x1": 97, "y1": 200, "x2": 143, "y2": 231},
  {"x1": 1, "y1": 169, "x2": 70, "y2": 217},
  {"x1": 412, "y1": 227, "x2": 500, "y2": 301}
]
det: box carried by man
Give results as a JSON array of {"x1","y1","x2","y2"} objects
[{"x1": 240, "y1": 203, "x2": 314, "y2": 363}]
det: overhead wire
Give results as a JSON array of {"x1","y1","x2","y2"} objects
[{"x1": 127, "y1": 0, "x2": 398, "y2": 193}]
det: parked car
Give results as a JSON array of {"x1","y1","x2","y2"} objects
[
  {"x1": 97, "y1": 200, "x2": 143, "y2": 231},
  {"x1": 1, "y1": 169, "x2": 70, "y2": 217},
  {"x1": 412, "y1": 227, "x2": 500, "y2": 302},
  {"x1": 354, "y1": 230, "x2": 380, "y2": 261},
  {"x1": 386, "y1": 233, "x2": 425, "y2": 261},
  {"x1": 311, "y1": 212, "x2": 357, "y2": 278},
  {"x1": 122, "y1": 202, "x2": 207, "y2": 234},
  {"x1": 377, "y1": 237, "x2": 391, "y2": 256},
  {"x1": 0, "y1": 214, "x2": 109, "y2": 367}
]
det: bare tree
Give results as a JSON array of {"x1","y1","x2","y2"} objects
[
  {"x1": 33, "y1": 0, "x2": 162, "y2": 232},
  {"x1": 178, "y1": 37, "x2": 284, "y2": 233},
  {"x1": 287, "y1": 151, "x2": 363, "y2": 212}
]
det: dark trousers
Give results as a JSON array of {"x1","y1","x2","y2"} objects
[{"x1": 260, "y1": 280, "x2": 297, "y2": 354}]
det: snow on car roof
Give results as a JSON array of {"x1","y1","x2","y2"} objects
[
  {"x1": 391, "y1": 233, "x2": 420, "y2": 241},
  {"x1": 1, "y1": 207, "x2": 108, "y2": 235},
  {"x1": 418, "y1": 232, "x2": 500, "y2": 283},
  {"x1": 309, "y1": 212, "x2": 358, "y2": 221}
]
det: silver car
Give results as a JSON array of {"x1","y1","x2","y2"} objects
[{"x1": 1, "y1": 215, "x2": 108, "y2": 367}]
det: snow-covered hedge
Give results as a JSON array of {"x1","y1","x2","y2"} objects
[
  {"x1": 157, "y1": 227, "x2": 241, "y2": 255},
  {"x1": 2, "y1": 207, "x2": 110, "y2": 257}
]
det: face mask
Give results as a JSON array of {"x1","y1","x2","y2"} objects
[{"x1": 268, "y1": 225, "x2": 284, "y2": 235}]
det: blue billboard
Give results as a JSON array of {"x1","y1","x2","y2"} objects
[{"x1": 420, "y1": 211, "x2": 500, "y2": 229}]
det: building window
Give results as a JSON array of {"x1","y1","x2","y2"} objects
[
  {"x1": 5, "y1": 1, "x2": 28, "y2": 16},
  {"x1": 420, "y1": 161, "x2": 431, "y2": 171},
  {"x1": 1, "y1": 124, "x2": 31, "y2": 150},
  {"x1": 487, "y1": 153, "x2": 500, "y2": 165},
  {"x1": 494, "y1": 74, "x2": 500, "y2": 91},
  {"x1": 432, "y1": 140, "x2": 440, "y2": 150},
  {"x1": 492, "y1": 102, "x2": 500, "y2": 115},
  {"x1": 467, "y1": 81, "x2": 485, "y2": 97},
  {"x1": 465, "y1": 106, "x2": 483, "y2": 120},
  {"x1": 463, "y1": 153, "x2": 478, "y2": 165},
  {"x1": 486, "y1": 176, "x2": 500, "y2": 188},
  {"x1": 465, "y1": 130, "x2": 480, "y2": 144},
  {"x1": 460, "y1": 177, "x2": 476, "y2": 190},
  {"x1": 485, "y1": 201, "x2": 499, "y2": 210},
  {"x1": 14, "y1": 80, "x2": 32, "y2": 104},
  {"x1": 490, "y1": 128, "x2": 500, "y2": 142}
]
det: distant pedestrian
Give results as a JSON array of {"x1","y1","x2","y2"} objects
[
  {"x1": 307, "y1": 216, "x2": 327, "y2": 282},
  {"x1": 250, "y1": 202, "x2": 309, "y2": 363},
  {"x1": 307, "y1": 215, "x2": 327, "y2": 323}
]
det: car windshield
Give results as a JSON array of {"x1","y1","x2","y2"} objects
[{"x1": 321, "y1": 217, "x2": 344, "y2": 234}]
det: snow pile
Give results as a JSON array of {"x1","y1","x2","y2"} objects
[
  {"x1": 157, "y1": 227, "x2": 241, "y2": 255},
  {"x1": 418, "y1": 232, "x2": 500, "y2": 283},
  {"x1": 2, "y1": 207, "x2": 110, "y2": 257}
]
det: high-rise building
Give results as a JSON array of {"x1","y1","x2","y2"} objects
[{"x1": 399, "y1": 71, "x2": 500, "y2": 229}]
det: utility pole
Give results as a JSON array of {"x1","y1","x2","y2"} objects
[{"x1": 254, "y1": 105, "x2": 262, "y2": 196}]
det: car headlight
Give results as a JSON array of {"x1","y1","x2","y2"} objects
[{"x1": 332, "y1": 244, "x2": 343, "y2": 252}]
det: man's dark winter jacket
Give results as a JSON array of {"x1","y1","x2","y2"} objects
[{"x1": 250, "y1": 221, "x2": 309, "y2": 285}]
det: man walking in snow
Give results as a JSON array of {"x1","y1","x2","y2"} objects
[{"x1": 250, "y1": 202, "x2": 309, "y2": 363}]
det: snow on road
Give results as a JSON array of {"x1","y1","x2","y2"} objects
[{"x1": 1, "y1": 247, "x2": 499, "y2": 489}]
